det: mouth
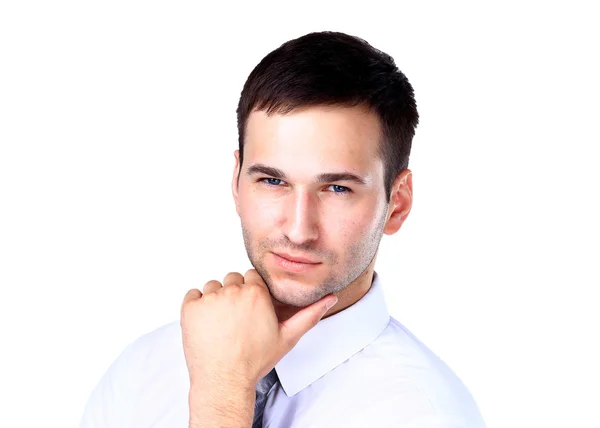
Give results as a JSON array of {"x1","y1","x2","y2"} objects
[{"x1": 271, "y1": 252, "x2": 321, "y2": 273}]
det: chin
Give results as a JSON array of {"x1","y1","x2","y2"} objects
[{"x1": 267, "y1": 275, "x2": 325, "y2": 307}]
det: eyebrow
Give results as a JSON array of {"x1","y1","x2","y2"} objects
[{"x1": 246, "y1": 163, "x2": 367, "y2": 185}]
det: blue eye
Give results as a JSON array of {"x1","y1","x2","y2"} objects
[
  {"x1": 329, "y1": 185, "x2": 350, "y2": 193},
  {"x1": 263, "y1": 178, "x2": 283, "y2": 186}
]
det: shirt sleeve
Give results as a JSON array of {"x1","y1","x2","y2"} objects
[
  {"x1": 402, "y1": 413, "x2": 485, "y2": 428},
  {"x1": 79, "y1": 343, "x2": 137, "y2": 428}
]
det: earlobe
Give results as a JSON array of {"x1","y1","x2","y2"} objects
[
  {"x1": 232, "y1": 150, "x2": 241, "y2": 216},
  {"x1": 383, "y1": 170, "x2": 413, "y2": 236}
]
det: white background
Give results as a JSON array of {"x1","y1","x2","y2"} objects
[{"x1": 1, "y1": 1, "x2": 598, "y2": 427}]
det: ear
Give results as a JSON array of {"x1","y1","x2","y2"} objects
[
  {"x1": 383, "y1": 169, "x2": 413, "y2": 235},
  {"x1": 232, "y1": 150, "x2": 241, "y2": 216}
]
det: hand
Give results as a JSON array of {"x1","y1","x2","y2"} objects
[{"x1": 180, "y1": 269, "x2": 338, "y2": 388}]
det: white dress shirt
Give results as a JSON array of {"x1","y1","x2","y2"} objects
[{"x1": 80, "y1": 272, "x2": 486, "y2": 427}]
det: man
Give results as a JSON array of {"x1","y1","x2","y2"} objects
[{"x1": 80, "y1": 31, "x2": 486, "y2": 427}]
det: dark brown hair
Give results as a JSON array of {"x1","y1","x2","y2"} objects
[{"x1": 236, "y1": 31, "x2": 419, "y2": 200}]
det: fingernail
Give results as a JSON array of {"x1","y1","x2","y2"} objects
[{"x1": 326, "y1": 297, "x2": 338, "y2": 310}]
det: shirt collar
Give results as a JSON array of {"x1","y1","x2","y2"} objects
[{"x1": 274, "y1": 271, "x2": 390, "y2": 397}]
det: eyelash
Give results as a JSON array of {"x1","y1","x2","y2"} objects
[{"x1": 258, "y1": 178, "x2": 352, "y2": 194}]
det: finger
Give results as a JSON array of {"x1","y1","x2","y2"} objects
[
  {"x1": 223, "y1": 272, "x2": 244, "y2": 287},
  {"x1": 244, "y1": 269, "x2": 267, "y2": 288},
  {"x1": 202, "y1": 280, "x2": 223, "y2": 294},
  {"x1": 279, "y1": 294, "x2": 338, "y2": 351},
  {"x1": 182, "y1": 288, "x2": 202, "y2": 305}
]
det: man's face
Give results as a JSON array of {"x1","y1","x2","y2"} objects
[{"x1": 233, "y1": 105, "x2": 390, "y2": 308}]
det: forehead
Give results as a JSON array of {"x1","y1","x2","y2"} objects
[{"x1": 244, "y1": 105, "x2": 384, "y2": 179}]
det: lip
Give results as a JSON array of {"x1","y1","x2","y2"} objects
[
  {"x1": 273, "y1": 252, "x2": 320, "y2": 264},
  {"x1": 271, "y1": 252, "x2": 321, "y2": 273}
]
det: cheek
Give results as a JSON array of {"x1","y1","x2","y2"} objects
[
  {"x1": 321, "y1": 207, "x2": 377, "y2": 244},
  {"x1": 239, "y1": 193, "x2": 280, "y2": 230}
]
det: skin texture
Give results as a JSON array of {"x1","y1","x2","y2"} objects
[
  {"x1": 234, "y1": 105, "x2": 412, "y2": 321},
  {"x1": 181, "y1": 104, "x2": 413, "y2": 427}
]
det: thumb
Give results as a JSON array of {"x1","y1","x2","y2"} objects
[{"x1": 278, "y1": 295, "x2": 339, "y2": 351}]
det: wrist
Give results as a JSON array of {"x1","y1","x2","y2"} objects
[
  {"x1": 188, "y1": 379, "x2": 256, "y2": 428},
  {"x1": 190, "y1": 369, "x2": 256, "y2": 392}
]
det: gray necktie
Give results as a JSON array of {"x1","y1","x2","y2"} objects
[{"x1": 252, "y1": 368, "x2": 279, "y2": 428}]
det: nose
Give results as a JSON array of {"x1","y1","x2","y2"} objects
[{"x1": 282, "y1": 189, "x2": 319, "y2": 245}]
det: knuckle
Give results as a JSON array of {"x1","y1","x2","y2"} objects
[
  {"x1": 246, "y1": 283, "x2": 265, "y2": 298},
  {"x1": 223, "y1": 283, "x2": 241, "y2": 294},
  {"x1": 202, "y1": 280, "x2": 222, "y2": 292}
]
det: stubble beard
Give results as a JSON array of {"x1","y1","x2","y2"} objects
[{"x1": 241, "y1": 211, "x2": 386, "y2": 308}]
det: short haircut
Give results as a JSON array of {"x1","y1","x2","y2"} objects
[{"x1": 236, "y1": 31, "x2": 419, "y2": 200}]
